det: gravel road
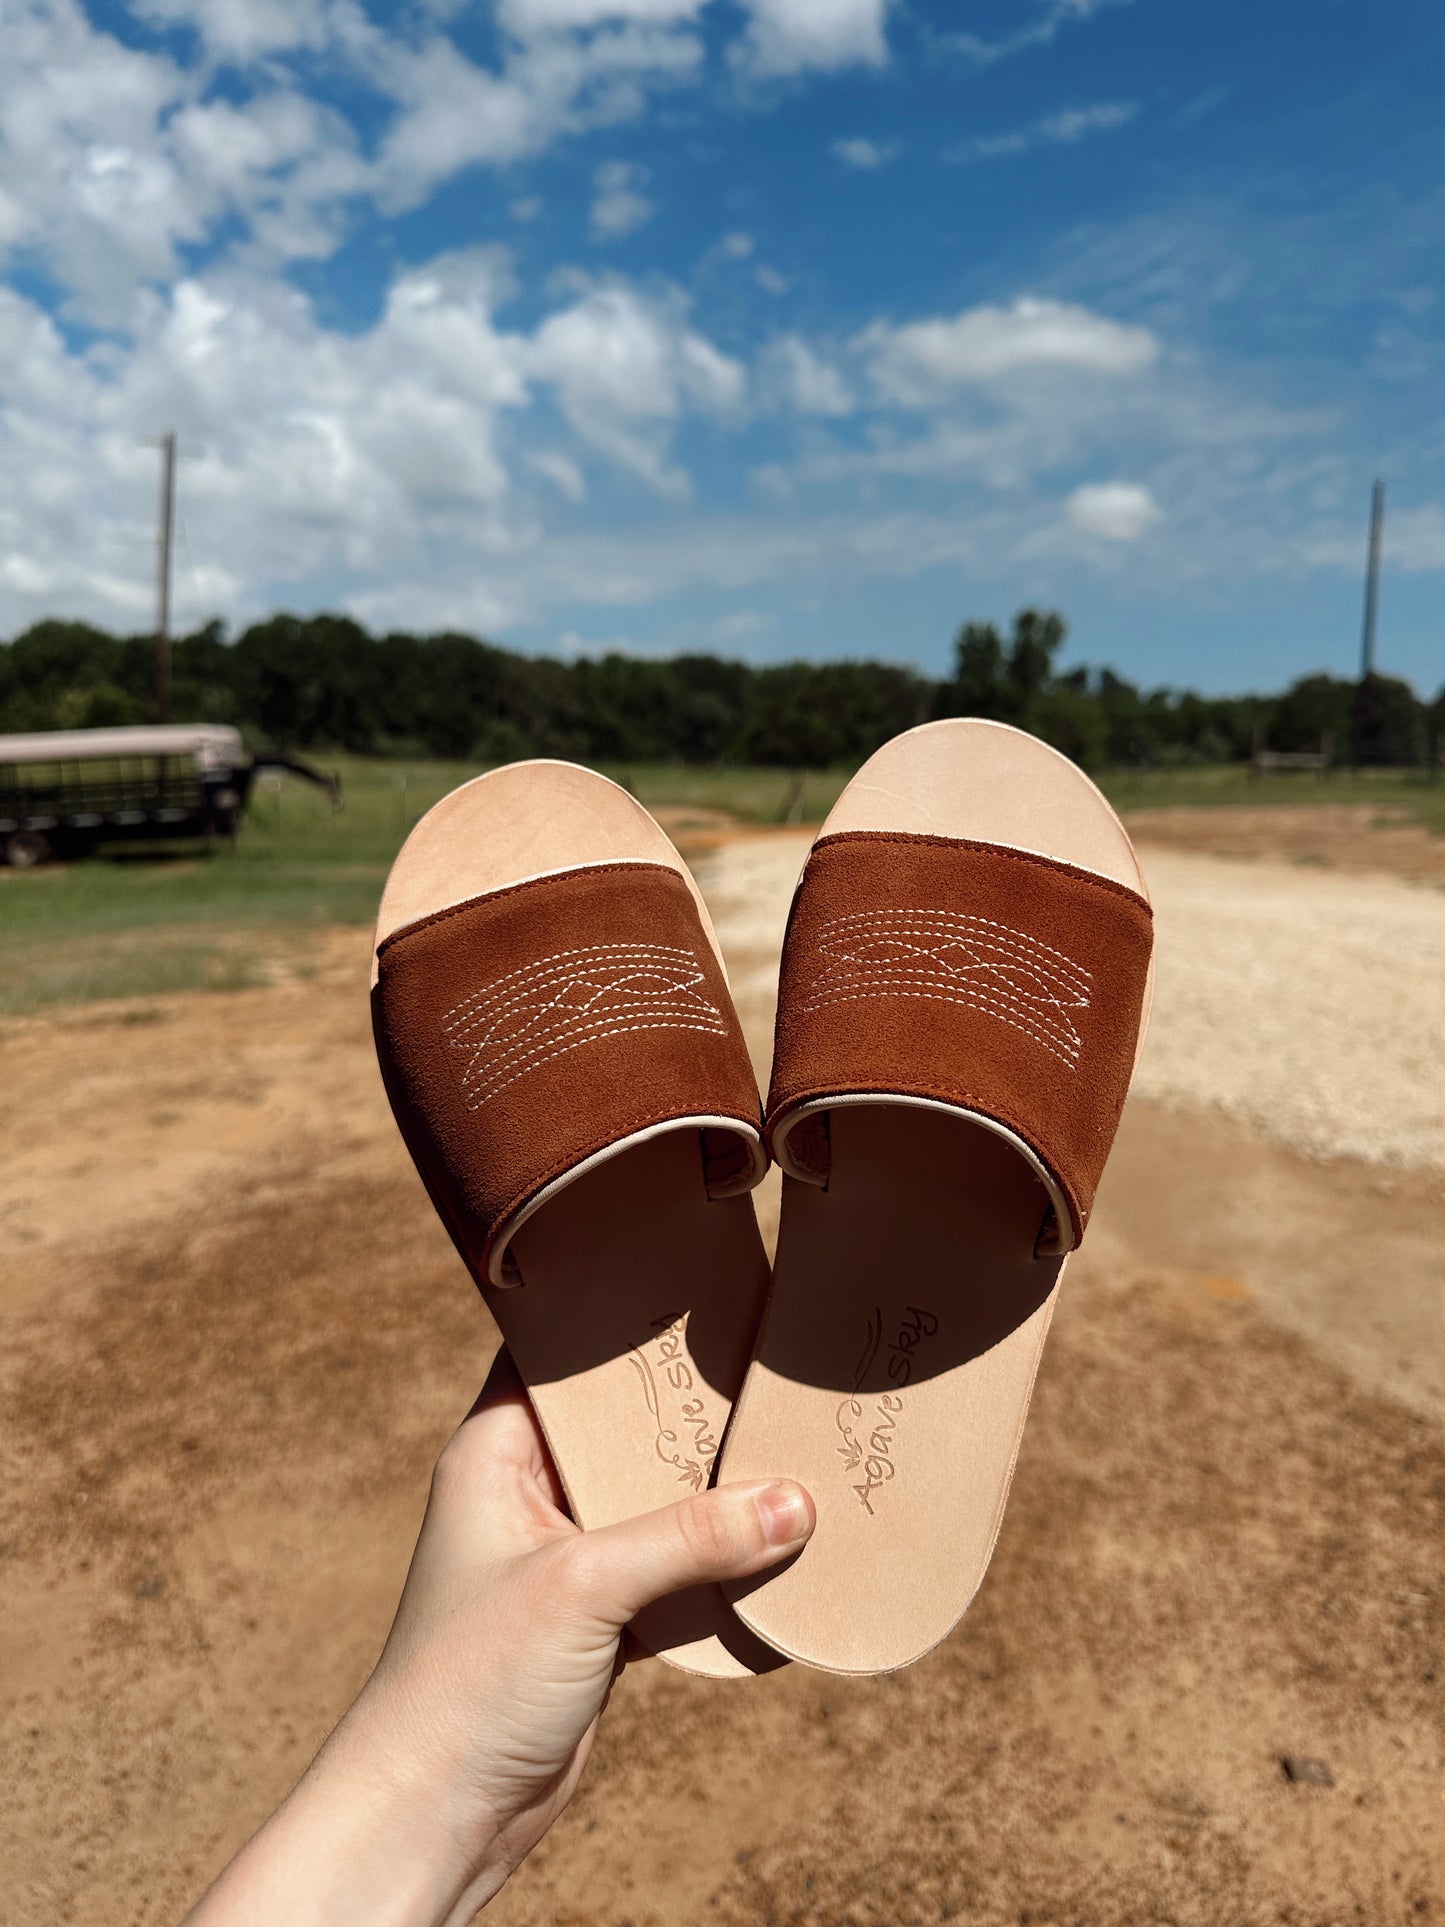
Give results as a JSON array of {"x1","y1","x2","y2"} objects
[{"x1": 691, "y1": 830, "x2": 1445, "y2": 1173}]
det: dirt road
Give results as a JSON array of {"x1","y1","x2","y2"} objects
[{"x1": 1, "y1": 821, "x2": 1441, "y2": 1924}]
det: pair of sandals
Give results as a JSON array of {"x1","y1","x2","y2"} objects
[{"x1": 371, "y1": 719, "x2": 1154, "y2": 1678}]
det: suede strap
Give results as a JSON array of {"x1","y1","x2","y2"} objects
[
  {"x1": 374, "y1": 862, "x2": 764, "y2": 1286},
  {"x1": 766, "y1": 831, "x2": 1153, "y2": 1251}
]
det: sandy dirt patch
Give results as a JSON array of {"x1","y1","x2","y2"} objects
[
  {"x1": 1120, "y1": 802, "x2": 1445, "y2": 883},
  {"x1": 1133, "y1": 848, "x2": 1445, "y2": 1172},
  {"x1": 1, "y1": 827, "x2": 1442, "y2": 1925}
]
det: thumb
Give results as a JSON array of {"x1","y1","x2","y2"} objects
[{"x1": 563, "y1": 1480, "x2": 814, "y2": 1631}]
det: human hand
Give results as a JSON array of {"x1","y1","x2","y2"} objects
[{"x1": 184, "y1": 1348, "x2": 813, "y2": 1927}]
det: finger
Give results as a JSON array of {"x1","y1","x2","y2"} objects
[
  {"x1": 464, "y1": 1342, "x2": 527, "y2": 1427},
  {"x1": 561, "y1": 1480, "x2": 814, "y2": 1632},
  {"x1": 461, "y1": 1347, "x2": 568, "y2": 1513}
]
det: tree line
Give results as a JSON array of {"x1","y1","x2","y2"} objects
[{"x1": 0, "y1": 608, "x2": 1439, "y2": 771}]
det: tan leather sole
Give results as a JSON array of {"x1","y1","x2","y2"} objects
[
  {"x1": 717, "y1": 720, "x2": 1152, "y2": 1674},
  {"x1": 374, "y1": 761, "x2": 782, "y2": 1679}
]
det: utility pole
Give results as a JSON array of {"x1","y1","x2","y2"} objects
[
  {"x1": 155, "y1": 430, "x2": 176, "y2": 724},
  {"x1": 1353, "y1": 477, "x2": 1385, "y2": 770},
  {"x1": 1359, "y1": 476, "x2": 1385, "y2": 682}
]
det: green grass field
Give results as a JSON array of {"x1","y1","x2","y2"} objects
[
  {"x1": 1099, "y1": 761, "x2": 1445, "y2": 827},
  {"x1": 1, "y1": 756, "x2": 1440, "y2": 1014}
]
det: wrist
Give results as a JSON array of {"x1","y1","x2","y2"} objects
[
  {"x1": 188, "y1": 1690, "x2": 509, "y2": 1927},
  {"x1": 294, "y1": 1690, "x2": 512, "y2": 1926}
]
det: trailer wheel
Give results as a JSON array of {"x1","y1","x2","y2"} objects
[{"x1": 3, "y1": 829, "x2": 52, "y2": 868}]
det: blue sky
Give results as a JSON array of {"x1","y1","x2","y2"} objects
[{"x1": 1, "y1": 0, "x2": 1442, "y2": 693}]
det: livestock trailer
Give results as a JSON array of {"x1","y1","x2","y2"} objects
[{"x1": 0, "y1": 724, "x2": 339, "y2": 866}]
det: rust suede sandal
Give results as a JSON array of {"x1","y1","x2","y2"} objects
[
  {"x1": 715, "y1": 719, "x2": 1154, "y2": 1674},
  {"x1": 371, "y1": 760, "x2": 783, "y2": 1679}
]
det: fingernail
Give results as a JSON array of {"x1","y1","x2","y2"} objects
[{"x1": 753, "y1": 1481, "x2": 814, "y2": 1548}]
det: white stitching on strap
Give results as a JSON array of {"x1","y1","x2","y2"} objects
[
  {"x1": 443, "y1": 940, "x2": 727, "y2": 1109},
  {"x1": 442, "y1": 940, "x2": 662, "y2": 1030},
  {"x1": 800, "y1": 908, "x2": 1091, "y2": 1070}
]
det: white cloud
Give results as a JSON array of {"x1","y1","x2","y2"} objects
[
  {"x1": 371, "y1": 24, "x2": 704, "y2": 212},
  {"x1": 3, "y1": 0, "x2": 917, "y2": 338},
  {"x1": 751, "y1": 463, "x2": 794, "y2": 499},
  {"x1": 378, "y1": 252, "x2": 529, "y2": 413},
  {"x1": 947, "y1": 0, "x2": 1135, "y2": 68},
  {"x1": 530, "y1": 450, "x2": 588, "y2": 500},
  {"x1": 769, "y1": 336, "x2": 854, "y2": 414},
  {"x1": 1303, "y1": 502, "x2": 1445, "y2": 573},
  {"x1": 590, "y1": 160, "x2": 655, "y2": 238},
  {"x1": 1383, "y1": 503, "x2": 1445, "y2": 569},
  {"x1": 863, "y1": 297, "x2": 1159, "y2": 402},
  {"x1": 0, "y1": 0, "x2": 373, "y2": 316},
  {"x1": 137, "y1": 0, "x2": 707, "y2": 62},
  {"x1": 0, "y1": 0, "x2": 192, "y2": 311},
  {"x1": 833, "y1": 136, "x2": 897, "y2": 169},
  {"x1": 0, "y1": 0, "x2": 712, "y2": 316},
  {"x1": 694, "y1": 229, "x2": 755, "y2": 278},
  {"x1": 0, "y1": 261, "x2": 1383, "y2": 657},
  {"x1": 951, "y1": 100, "x2": 1138, "y2": 162},
  {"x1": 715, "y1": 608, "x2": 772, "y2": 639},
  {"x1": 0, "y1": 184, "x2": 25, "y2": 247},
  {"x1": 2, "y1": 553, "x2": 60, "y2": 597},
  {"x1": 734, "y1": 0, "x2": 892, "y2": 77},
  {"x1": 527, "y1": 284, "x2": 744, "y2": 491},
  {"x1": 1045, "y1": 102, "x2": 1137, "y2": 143},
  {"x1": 1067, "y1": 481, "x2": 1161, "y2": 541},
  {"x1": 131, "y1": 0, "x2": 333, "y2": 63},
  {"x1": 0, "y1": 258, "x2": 752, "y2": 635},
  {"x1": 1173, "y1": 84, "x2": 1231, "y2": 130},
  {"x1": 499, "y1": 0, "x2": 706, "y2": 33},
  {"x1": 347, "y1": 576, "x2": 523, "y2": 640},
  {"x1": 170, "y1": 91, "x2": 369, "y2": 260},
  {"x1": 372, "y1": 38, "x2": 578, "y2": 200}
]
